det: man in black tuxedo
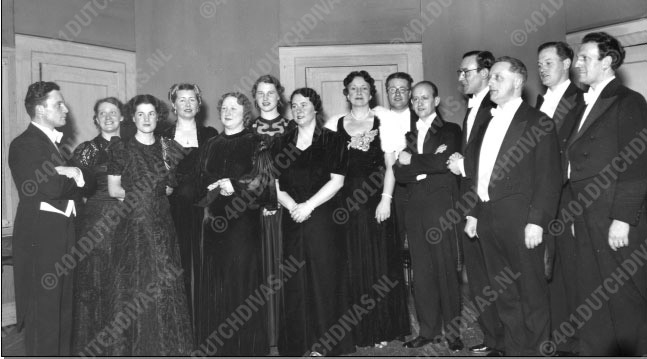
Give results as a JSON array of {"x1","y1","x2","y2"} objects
[
  {"x1": 535, "y1": 41, "x2": 585, "y2": 355},
  {"x1": 464, "y1": 57, "x2": 562, "y2": 355},
  {"x1": 567, "y1": 32, "x2": 647, "y2": 356},
  {"x1": 9, "y1": 81, "x2": 88, "y2": 355},
  {"x1": 447, "y1": 50, "x2": 505, "y2": 355},
  {"x1": 394, "y1": 81, "x2": 463, "y2": 351}
]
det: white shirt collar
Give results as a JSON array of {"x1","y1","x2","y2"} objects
[
  {"x1": 418, "y1": 112, "x2": 437, "y2": 127},
  {"x1": 31, "y1": 121, "x2": 63, "y2": 145},
  {"x1": 590, "y1": 76, "x2": 615, "y2": 93},
  {"x1": 545, "y1": 79, "x2": 571, "y2": 100},
  {"x1": 495, "y1": 97, "x2": 523, "y2": 115}
]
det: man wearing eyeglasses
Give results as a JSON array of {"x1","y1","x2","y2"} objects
[
  {"x1": 9, "y1": 81, "x2": 89, "y2": 355},
  {"x1": 374, "y1": 72, "x2": 418, "y2": 253},
  {"x1": 446, "y1": 50, "x2": 504, "y2": 356}
]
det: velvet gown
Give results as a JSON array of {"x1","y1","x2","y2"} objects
[
  {"x1": 160, "y1": 124, "x2": 217, "y2": 334},
  {"x1": 336, "y1": 116, "x2": 411, "y2": 347},
  {"x1": 105, "y1": 136, "x2": 194, "y2": 355},
  {"x1": 276, "y1": 126, "x2": 355, "y2": 356},
  {"x1": 195, "y1": 129, "x2": 269, "y2": 356}
]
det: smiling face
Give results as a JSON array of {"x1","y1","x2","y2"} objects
[
  {"x1": 488, "y1": 61, "x2": 521, "y2": 106},
  {"x1": 386, "y1": 77, "x2": 411, "y2": 112},
  {"x1": 173, "y1": 89, "x2": 199, "y2": 120},
  {"x1": 96, "y1": 101, "x2": 122, "y2": 135},
  {"x1": 538, "y1": 46, "x2": 570, "y2": 89},
  {"x1": 346, "y1": 76, "x2": 372, "y2": 108},
  {"x1": 410, "y1": 83, "x2": 439, "y2": 120},
  {"x1": 220, "y1": 96, "x2": 245, "y2": 132},
  {"x1": 134, "y1": 103, "x2": 158, "y2": 134},
  {"x1": 38, "y1": 90, "x2": 69, "y2": 129},
  {"x1": 290, "y1": 94, "x2": 316, "y2": 128},
  {"x1": 574, "y1": 41, "x2": 609, "y2": 87},
  {"x1": 255, "y1": 82, "x2": 279, "y2": 114}
]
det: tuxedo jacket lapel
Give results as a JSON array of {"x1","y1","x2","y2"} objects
[
  {"x1": 27, "y1": 124, "x2": 65, "y2": 164},
  {"x1": 553, "y1": 83, "x2": 583, "y2": 132},
  {"x1": 569, "y1": 80, "x2": 620, "y2": 146},
  {"x1": 535, "y1": 94, "x2": 545, "y2": 110}
]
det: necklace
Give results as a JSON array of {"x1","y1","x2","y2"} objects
[{"x1": 350, "y1": 109, "x2": 371, "y2": 121}]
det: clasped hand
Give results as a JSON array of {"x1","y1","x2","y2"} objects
[
  {"x1": 207, "y1": 178, "x2": 234, "y2": 196},
  {"x1": 290, "y1": 202, "x2": 314, "y2": 223}
]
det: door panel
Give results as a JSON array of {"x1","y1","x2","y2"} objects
[
  {"x1": 307, "y1": 64, "x2": 398, "y2": 119},
  {"x1": 280, "y1": 44, "x2": 423, "y2": 121},
  {"x1": 41, "y1": 63, "x2": 119, "y2": 148}
]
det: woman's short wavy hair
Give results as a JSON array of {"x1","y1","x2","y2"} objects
[
  {"x1": 217, "y1": 92, "x2": 254, "y2": 128},
  {"x1": 126, "y1": 94, "x2": 166, "y2": 121},
  {"x1": 92, "y1": 97, "x2": 125, "y2": 129},
  {"x1": 290, "y1": 87, "x2": 324, "y2": 130},
  {"x1": 168, "y1": 83, "x2": 203, "y2": 107},
  {"x1": 342, "y1": 70, "x2": 377, "y2": 107},
  {"x1": 251, "y1": 75, "x2": 286, "y2": 114}
]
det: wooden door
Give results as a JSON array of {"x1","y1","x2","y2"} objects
[
  {"x1": 4, "y1": 35, "x2": 136, "y2": 237},
  {"x1": 280, "y1": 44, "x2": 423, "y2": 122},
  {"x1": 16, "y1": 35, "x2": 136, "y2": 149}
]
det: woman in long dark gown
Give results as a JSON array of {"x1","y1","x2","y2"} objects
[
  {"x1": 159, "y1": 83, "x2": 217, "y2": 333},
  {"x1": 105, "y1": 94, "x2": 193, "y2": 355},
  {"x1": 335, "y1": 71, "x2": 410, "y2": 348},
  {"x1": 194, "y1": 92, "x2": 269, "y2": 356},
  {"x1": 251, "y1": 74, "x2": 293, "y2": 347},
  {"x1": 71, "y1": 97, "x2": 127, "y2": 354},
  {"x1": 276, "y1": 87, "x2": 355, "y2": 356}
]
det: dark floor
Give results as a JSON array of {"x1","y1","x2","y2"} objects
[{"x1": 1, "y1": 284, "x2": 484, "y2": 356}]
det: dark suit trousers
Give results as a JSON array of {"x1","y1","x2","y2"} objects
[
  {"x1": 405, "y1": 181, "x2": 461, "y2": 340},
  {"x1": 478, "y1": 198, "x2": 550, "y2": 356},
  {"x1": 16, "y1": 211, "x2": 75, "y2": 356},
  {"x1": 570, "y1": 181, "x2": 647, "y2": 356},
  {"x1": 463, "y1": 231, "x2": 505, "y2": 349},
  {"x1": 548, "y1": 184, "x2": 579, "y2": 352}
]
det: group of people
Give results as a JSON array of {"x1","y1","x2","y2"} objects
[{"x1": 8, "y1": 30, "x2": 646, "y2": 357}]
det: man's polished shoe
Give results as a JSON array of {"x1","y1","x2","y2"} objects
[
  {"x1": 469, "y1": 343, "x2": 495, "y2": 353},
  {"x1": 447, "y1": 337, "x2": 464, "y2": 352},
  {"x1": 403, "y1": 336, "x2": 434, "y2": 348},
  {"x1": 486, "y1": 349, "x2": 505, "y2": 356}
]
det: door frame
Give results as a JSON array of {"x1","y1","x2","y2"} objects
[
  {"x1": 279, "y1": 43, "x2": 423, "y2": 99},
  {"x1": 15, "y1": 34, "x2": 136, "y2": 130}
]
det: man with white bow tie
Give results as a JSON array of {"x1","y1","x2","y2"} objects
[
  {"x1": 566, "y1": 32, "x2": 647, "y2": 356},
  {"x1": 394, "y1": 81, "x2": 464, "y2": 351},
  {"x1": 9, "y1": 81, "x2": 88, "y2": 355},
  {"x1": 535, "y1": 41, "x2": 585, "y2": 356},
  {"x1": 463, "y1": 57, "x2": 562, "y2": 355},
  {"x1": 446, "y1": 50, "x2": 504, "y2": 356}
]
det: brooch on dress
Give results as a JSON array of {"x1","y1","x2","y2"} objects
[{"x1": 347, "y1": 129, "x2": 378, "y2": 152}]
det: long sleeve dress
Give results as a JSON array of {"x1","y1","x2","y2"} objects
[
  {"x1": 160, "y1": 124, "x2": 217, "y2": 333},
  {"x1": 194, "y1": 129, "x2": 270, "y2": 356}
]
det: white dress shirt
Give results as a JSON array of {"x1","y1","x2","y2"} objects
[
  {"x1": 459, "y1": 87, "x2": 490, "y2": 177},
  {"x1": 31, "y1": 121, "x2": 83, "y2": 217},
  {"x1": 567, "y1": 76, "x2": 615, "y2": 178},
  {"x1": 477, "y1": 97, "x2": 523, "y2": 201},
  {"x1": 415, "y1": 112, "x2": 437, "y2": 181},
  {"x1": 539, "y1": 79, "x2": 571, "y2": 118}
]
